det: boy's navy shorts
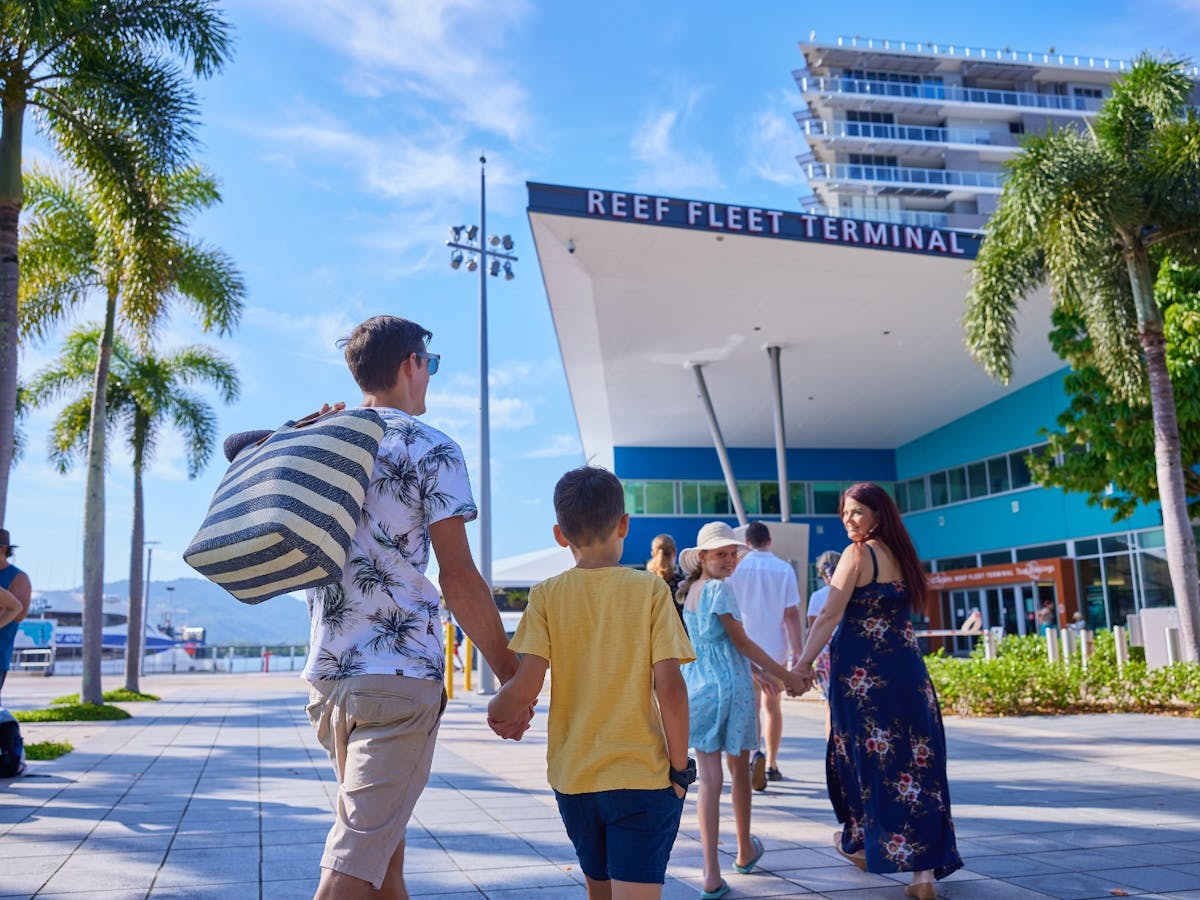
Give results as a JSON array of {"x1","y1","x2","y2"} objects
[{"x1": 554, "y1": 786, "x2": 685, "y2": 883}]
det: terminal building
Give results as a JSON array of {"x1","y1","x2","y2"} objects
[{"x1": 526, "y1": 36, "x2": 1193, "y2": 651}]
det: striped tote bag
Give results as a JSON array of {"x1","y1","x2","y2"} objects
[{"x1": 185, "y1": 407, "x2": 385, "y2": 603}]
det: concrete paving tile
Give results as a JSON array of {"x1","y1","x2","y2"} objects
[
  {"x1": 73, "y1": 832, "x2": 174, "y2": 854},
  {"x1": 784, "y1": 864, "x2": 901, "y2": 892},
  {"x1": 458, "y1": 863, "x2": 579, "y2": 891},
  {"x1": 1031, "y1": 842, "x2": 1200, "y2": 871},
  {"x1": 963, "y1": 855, "x2": 1070, "y2": 877},
  {"x1": 760, "y1": 846, "x2": 854, "y2": 872},
  {"x1": 402, "y1": 866, "x2": 487, "y2": 895},
  {"x1": 35, "y1": 892, "x2": 148, "y2": 900},
  {"x1": 928, "y1": 878, "x2": 1054, "y2": 898},
  {"x1": 39, "y1": 850, "x2": 163, "y2": 893},
  {"x1": 0, "y1": 853, "x2": 69, "y2": 895},
  {"x1": 258, "y1": 877, "x2": 322, "y2": 900},
  {"x1": 1006, "y1": 871, "x2": 1131, "y2": 899},
  {"x1": 1090, "y1": 866, "x2": 1200, "y2": 892},
  {"x1": 155, "y1": 845, "x2": 261, "y2": 886}
]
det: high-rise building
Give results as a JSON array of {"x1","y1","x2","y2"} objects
[{"x1": 794, "y1": 36, "x2": 1137, "y2": 231}]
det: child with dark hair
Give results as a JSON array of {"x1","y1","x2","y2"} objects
[{"x1": 489, "y1": 466, "x2": 695, "y2": 900}]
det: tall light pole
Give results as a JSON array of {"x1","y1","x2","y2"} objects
[
  {"x1": 140, "y1": 540, "x2": 160, "y2": 678},
  {"x1": 446, "y1": 155, "x2": 518, "y2": 694}
]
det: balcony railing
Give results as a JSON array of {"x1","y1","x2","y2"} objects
[
  {"x1": 811, "y1": 205, "x2": 952, "y2": 228},
  {"x1": 799, "y1": 74, "x2": 1105, "y2": 113},
  {"x1": 807, "y1": 162, "x2": 1005, "y2": 191},
  {"x1": 802, "y1": 118, "x2": 1004, "y2": 147},
  {"x1": 817, "y1": 34, "x2": 1158, "y2": 74}
]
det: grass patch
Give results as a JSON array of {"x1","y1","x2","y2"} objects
[
  {"x1": 14, "y1": 704, "x2": 131, "y2": 722},
  {"x1": 51, "y1": 688, "x2": 159, "y2": 705},
  {"x1": 24, "y1": 740, "x2": 73, "y2": 760}
]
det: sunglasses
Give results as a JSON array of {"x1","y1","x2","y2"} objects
[{"x1": 413, "y1": 351, "x2": 440, "y2": 375}]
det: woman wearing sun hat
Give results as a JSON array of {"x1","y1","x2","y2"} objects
[{"x1": 677, "y1": 521, "x2": 808, "y2": 899}]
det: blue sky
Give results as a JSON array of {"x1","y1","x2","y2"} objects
[{"x1": 10, "y1": 0, "x2": 1199, "y2": 594}]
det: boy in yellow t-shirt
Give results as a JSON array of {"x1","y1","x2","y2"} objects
[{"x1": 488, "y1": 466, "x2": 695, "y2": 900}]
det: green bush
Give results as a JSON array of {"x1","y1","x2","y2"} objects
[
  {"x1": 24, "y1": 740, "x2": 73, "y2": 760},
  {"x1": 51, "y1": 689, "x2": 159, "y2": 705},
  {"x1": 14, "y1": 704, "x2": 131, "y2": 722},
  {"x1": 926, "y1": 632, "x2": 1200, "y2": 717}
]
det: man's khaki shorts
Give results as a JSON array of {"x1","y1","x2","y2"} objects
[{"x1": 306, "y1": 674, "x2": 446, "y2": 889}]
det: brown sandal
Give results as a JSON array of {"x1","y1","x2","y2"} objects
[{"x1": 905, "y1": 882, "x2": 936, "y2": 899}]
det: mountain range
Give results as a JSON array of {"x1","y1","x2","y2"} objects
[{"x1": 31, "y1": 578, "x2": 312, "y2": 646}]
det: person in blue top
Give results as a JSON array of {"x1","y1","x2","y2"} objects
[
  {"x1": 0, "y1": 529, "x2": 32, "y2": 706},
  {"x1": 792, "y1": 484, "x2": 962, "y2": 900},
  {"x1": 676, "y1": 522, "x2": 807, "y2": 900}
]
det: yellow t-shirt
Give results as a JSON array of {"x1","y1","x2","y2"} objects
[{"x1": 509, "y1": 566, "x2": 695, "y2": 795}]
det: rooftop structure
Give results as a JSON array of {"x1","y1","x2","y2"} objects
[{"x1": 795, "y1": 34, "x2": 1141, "y2": 231}]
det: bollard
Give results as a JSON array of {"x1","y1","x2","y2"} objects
[
  {"x1": 983, "y1": 631, "x2": 997, "y2": 661},
  {"x1": 1046, "y1": 628, "x2": 1061, "y2": 664},
  {"x1": 289, "y1": 644, "x2": 295, "y2": 671},
  {"x1": 227, "y1": 645, "x2": 234, "y2": 673},
  {"x1": 1080, "y1": 630, "x2": 1092, "y2": 670},
  {"x1": 444, "y1": 620, "x2": 455, "y2": 700},
  {"x1": 263, "y1": 650, "x2": 271, "y2": 673},
  {"x1": 1114, "y1": 625, "x2": 1129, "y2": 672},
  {"x1": 1166, "y1": 627, "x2": 1182, "y2": 665},
  {"x1": 464, "y1": 637, "x2": 474, "y2": 692},
  {"x1": 1060, "y1": 627, "x2": 1076, "y2": 660}
]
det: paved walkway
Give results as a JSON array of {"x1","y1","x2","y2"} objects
[{"x1": 2, "y1": 671, "x2": 1200, "y2": 899}]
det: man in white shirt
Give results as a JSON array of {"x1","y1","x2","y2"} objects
[{"x1": 727, "y1": 521, "x2": 803, "y2": 790}]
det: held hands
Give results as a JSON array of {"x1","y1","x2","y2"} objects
[
  {"x1": 487, "y1": 703, "x2": 535, "y2": 741},
  {"x1": 752, "y1": 669, "x2": 783, "y2": 697},
  {"x1": 787, "y1": 660, "x2": 815, "y2": 696}
]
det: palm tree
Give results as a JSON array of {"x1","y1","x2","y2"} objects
[
  {"x1": 20, "y1": 164, "x2": 243, "y2": 703},
  {"x1": 0, "y1": 0, "x2": 233, "y2": 522},
  {"x1": 965, "y1": 55, "x2": 1200, "y2": 661},
  {"x1": 25, "y1": 325, "x2": 238, "y2": 692}
]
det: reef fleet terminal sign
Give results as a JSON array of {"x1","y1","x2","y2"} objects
[{"x1": 527, "y1": 182, "x2": 981, "y2": 260}]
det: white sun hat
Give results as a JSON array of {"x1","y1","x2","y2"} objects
[{"x1": 678, "y1": 521, "x2": 750, "y2": 573}]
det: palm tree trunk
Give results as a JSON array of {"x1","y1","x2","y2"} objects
[
  {"x1": 0, "y1": 90, "x2": 25, "y2": 523},
  {"x1": 80, "y1": 291, "x2": 117, "y2": 705},
  {"x1": 124, "y1": 431, "x2": 146, "y2": 694},
  {"x1": 1128, "y1": 246, "x2": 1200, "y2": 662}
]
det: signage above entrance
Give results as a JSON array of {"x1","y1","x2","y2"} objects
[{"x1": 527, "y1": 182, "x2": 981, "y2": 260}]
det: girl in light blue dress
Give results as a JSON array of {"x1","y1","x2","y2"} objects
[{"x1": 678, "y1": 522, "x2": 809, "y2": 900}]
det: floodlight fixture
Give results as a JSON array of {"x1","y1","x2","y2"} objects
[
  {"x1": 465, "y1": 225, "x2": 479, "y2": 242},
  {"x1": 450, "y1": 250, "x2": 463, "y2": 269},
  {"x1": 466, "y1": 256, "x2": 478, "y2": 272},
  {"x1": 489, "y1": 259, "x2": 500, "y2": 277},
  {"x1": 450, "y1": 225, "x2": 465, "y2": 242},
  {"x1": 501, "y1": 235, "x2": 513, "y2": 251},
  {"x1": 503, "y1": 262, "x2": 514, "y2": 280},
  {"x1": 489, "y1": 234, "x2": 500, "y2": 246}
]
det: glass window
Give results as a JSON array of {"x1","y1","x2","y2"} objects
[
  {"x1": 1075, "y1": 538, "x2": 1099, "y2": 556},
  {"x1": 930, "y1": 471, "x2": 950, "y2": 507},
  {"x1": 738, "y1": 482, "x2": 760, "y2": 516},
  {"x1": 1015, "y1": 543, "x2": 1067, "y2": 561},
  {"x1": 905, "y1": 476, "x2": 927, "y2": 511},
  {"x1": 987, "y1": 455, "x2": 1011, "y2": 493},
  {"x1": 1103, "y1": 553, "x2": 1137, "y2": 627},
  {"x1": 699, "y1": 483, "x2": 731, "y2": 515},
  {"x1": 894, "y1": 484, "x2": 909, "y2": 513},
  {"x1": 623, "y1": 481, "x2": 645, "y2": 515},
  {"x1": 1077, "y1": 559, "x2": 1106, "y2": 628},
  {"x1": 645, "y1": 482, "x2": 675, "y2": 515},
  {"x1": 788, "y1": 483, "x2": 808, "y2": 515},
  {"x1": 1009, "y1": 449, "x2": 1033, "y2": 489},
  {"x1": 936, "y1": 555, "x2": 977, "y2": 571},
  {"x1": 679, "y1": 482, "x2": 699, "y2": 515},
  {"x1": 1102, "y1": 535, "x2": 1133, "y2": 553},
  {"x1": 812, "y1": 482, "x2": 843, "y2": 515},
  {"x1": 1138, "y1": 552, "x2": 1173, "y2": 608},
  {"x1": 947, "y1": 467, "x2": 967, "y2": 503},
  {"x1": 760, "y1": 482, "x2": 781, "y2": 515},
  {"x1": 1137, "y1": 529, "x2": 1165, "y2": 550},
  {"x1": 980, "y1": 550, "x2": 1012, "y2": 566},
  {"x1": 967, "y1": 461, "x2": 988, "y2": 498}
]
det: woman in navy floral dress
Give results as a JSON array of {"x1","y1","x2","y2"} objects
[{"x1": 793, "y1": 483, "x2": 961, "y2": 899}]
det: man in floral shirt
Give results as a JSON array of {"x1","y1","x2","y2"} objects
[{"x1": 305, "y1": 315, "x2": 527, "y2": 900}]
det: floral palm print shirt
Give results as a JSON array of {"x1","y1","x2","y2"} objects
[{"x1": 304, "y1": 408, "x2": 477, "y2": 681}]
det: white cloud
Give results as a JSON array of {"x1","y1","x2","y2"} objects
[
  {"x1": 741, "y1": 91, "x2": 807, "y2": 187},
  {"x1": 243, "y1": 0, "x2": 532, "y2": 143},
  {"x1": 629, "y1": 93, "x2": 723, "y2": 195},
  {"x1": 522, "y1": 433, "x2": 582, "y2": 460}
]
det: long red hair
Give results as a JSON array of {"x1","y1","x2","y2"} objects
[{"x1": 841, "y1": 482, "x2": 927, "y2": 613}]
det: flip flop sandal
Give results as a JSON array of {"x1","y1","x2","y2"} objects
[
  {"x1": 832, "y1": 830, "x2": 867, "y2": 871},
  {"x1": 733, "y1": 834, "x2": 765, "y2": 874},
  {"x1": 700, "y1": 878, "x2": 731, "y2": 899}
]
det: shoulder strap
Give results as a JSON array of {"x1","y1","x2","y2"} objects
[{"x1": 865, "y1": 544, "x2": 878, "y2": 582}]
